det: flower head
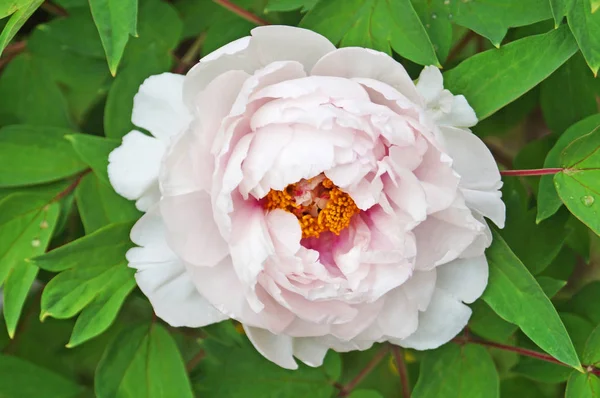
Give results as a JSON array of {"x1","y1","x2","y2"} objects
[{"x1": 108, "y1": 26, "x2": 505, "y2": 369}]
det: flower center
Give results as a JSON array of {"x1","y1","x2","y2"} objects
[{"x1": 264, "y1": 174, "x2": 359, "y2": 239}]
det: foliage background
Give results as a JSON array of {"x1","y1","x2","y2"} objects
[{"x1": 0, "y1": 0, "x2": 600, "y2": 397}]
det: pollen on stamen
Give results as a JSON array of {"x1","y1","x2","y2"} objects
[{"x1": 263, "y1": 175, "x2": 359, "y2": 239}]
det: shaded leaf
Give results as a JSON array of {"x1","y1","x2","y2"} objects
[
  {"x1": 66, "y1": 134, "x2": 120, "y2": 185},
  {"x1": 0, "y1": 0, "x2": 43, "y2": 55},
  {"x1": 565, "y1": 372, "x2": 600, "y2": 398}
]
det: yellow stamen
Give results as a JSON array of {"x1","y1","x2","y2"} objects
[{"x1": 264, "y1": 177, "x2": 359, "y2": 239}]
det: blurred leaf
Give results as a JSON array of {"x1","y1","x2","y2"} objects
[
  {"x1": 95, "y1": 323, "x2": 194, "y2": 398},
  {"x1": 0, "y1": 194, "x2": 59, "y2": 337},
  {"x1": 0, "y1": 0, "x2": 43, "y2": 56},
  {"x1": 550, "y1": 0, "x2": 573, "y2": 26},
  {"x1": 568, "y1": 0, "x2": 600, "y2": 74},
  {"x1": 483, "y1": 230, "x2": 581, "y2": 369},
  {"x1": 76, "y1": 173, "x2": 141, "y2": 234},
  {"x1": 565, "y1": 215, "x2": 592, "y2": 260},
  {"x1": 412, "y1": 344, "x2": 499, "y2": 398},
  {"x1": 565, "y1": 372, "x2": 600, "y2": 398},
  {"x1": 348, "y1": 391, "x2": 384, "y2": 398},
  {"x1": 538, "y1": 114, "x2": 600, "y2": 222},
  {"x1": 89, "y1": 0, "x2": 138, "y2": 75},
  {"x1": 444, "y1": 25, "x2": 577, "y2": 120},
  {"x1": 300, "y1": 0, "x2": 439, "y2": 66},
  {"x1": 0, "y1": 54, "x2": 72, "y2": 128},
  {"x1": 541, "y1": 246, "x2": 577, "y2": 281},
  {"x1": 198, "y1": 336, "x2": 336, "y2": 397},
  {"x1": 174, "y1": 0, "x2": 222, "y2": 39},
  {"x1": 35, "y1": 222, "x2": 135, "y2": 346},
  {"x1": 541, "y1": 53, "x2": 597, "y2": 135},
  {"x1": 554, "y1": 126, "x2": 600, "y2": 236},
  {"x1": 202, "y1": 12, "x2": 254, "y2": 56},
  {"x1": 566, "y1": 282, "x2": 600, "y2": 324},
  {"x1": 0, "y1": 125, "x2": 86, "y2": 187},
  {"x1": 66, "y1": 134, "x2": 119, "y2": 185},
  {"x1": 0, "y1": 354, "x2": 84, "y2": 398},
  {"x1": 500, "y1": 377, "x2": 547, "y2": 398},
  {"x1": 265, "y1": 0, "x2": 317, "y2": 12}
]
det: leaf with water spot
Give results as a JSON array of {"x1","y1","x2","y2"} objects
[{"x1": 554, "y1": 126, "x2": 600, "y2": 236}]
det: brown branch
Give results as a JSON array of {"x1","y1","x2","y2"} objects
[
  {"x1": 338, "y1": 345, "x2": 390, "y2": 397},
  {"x1": 446, "y1": 31, "x2": 477, "y2": 64},
  {"x1": 0, "y1": 41, "x2": 27, "y2": 70},
  {"x1": 500, "y1": 168, "x2": 563, "y2": 177},
  {"x1": 186, "y1": 350, "x2": 205, "y2": 372},
  {"x1": 213, "y1": 0, "x2": 269, "y2": 26},
  {"x1": 52, "y1": 170, "x2": 91, "y2": 203},
  {"x1": 391, "y1": 345, "x2": 411, "y2": 398},
  {"x1": 454, "y1": 336, "x2": 600, "y2": 376},
  {"x1": 173, "y1": 33, "x2": 206, "y2": 74},
  {"x1": 41, "y1": 1, "x2": 69, "y2": 17}
]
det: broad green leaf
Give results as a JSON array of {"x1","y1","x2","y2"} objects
[
  {"x1": 566, "y1": 372, "x2": 600, "y2": 398},
  {"x1": 65, "y1": 134, "x2": 120, "y2": 185},
  {"x1": 0, "y1": 0, "x2": 31, "y2": 19},
  {"x1": 444, "y1": 25, "x2": 578, "y2": 120},
  {"x1": 300, "y1": 0, "x2": 439, "y2": 66},
  {"x1": 411, "y1": 0, "x2": 452, "y2": 63},
  {"x1": 0, "y1": 125, "x2": 86, "y2": 187},
  {"x1": 483, "y1": 230, "x2": 581, "y2": 369},
  {"x1": 412, "y1": 344, "x2": 499, "y2": 398},
  {"x1": 541, "y1": 53, "x2": 597, "y2": 135},
  {"x1": 568, "y1": 0, "x2": 600, "y2": 74},
  {"x1": 75, "y1": 173, "x2": 141, "y2": 234},
  {"x1": 550, "y1": 0, "x2": 573, "y2": 26},
  {"x1": 265, "y1": 0, "x2": 317, "y2": 12},
  {"x1": 0, "y1": 194, "x2": 59, "y2": 337},
  {"x1": 95, "y1": 323, "x2": 194, "y2": 398},
  {"x1": 554, "y1": 126, "x2": 600, "y2": 235},
  {"x1": 0, "y1": 54, "x2": 72, "y2": 128},
  {"x1": 202, "y1": 12, "x2": 254, "y2": 55},
  {"x1": 583, "y1": 324, "x2": 600, "y2": 364},
  {"x1": 0, "y1": 0, "x2": 43, "y2": 56},
  {"x1": 198, "y1": 336, "x2": 336, "y2": 397},
  {"x1": 89, "y1": 0, "x2": 138, "y2": 75},
  {"x1": 0, "y1": 354, "x2": 84, "y2": 398},
  {"x1": 35, "y1": 222, "x2": 135, "y2": 346},
  {"x1": 538, "y1": 114, "x2": 600, "y2": 222}
]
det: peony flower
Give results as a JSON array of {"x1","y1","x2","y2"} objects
[{"x1": 108, "y1": 26, "x2": 505, "y2": 369}]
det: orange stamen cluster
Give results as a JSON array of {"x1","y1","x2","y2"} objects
[{"x1": 264, "y1": 176, "x2": 359, "y2": 239}]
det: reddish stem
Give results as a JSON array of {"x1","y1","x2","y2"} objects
[
  {"x1": 446, "y1": 31, "x2": 477, "y2": 64},
  {"x1": 185, "y1": 350, "x2": 205, "y2": 372},
  {"x1": 338, "y1": 346, "x2": 390, "y2": 397},
  {"x1": 500, "y1": 168, "x2": 563, "y2": 177},
  {"x1": 213, "y1": 0, "x2": 269, "y2": 26},
  {"x1": 52, "y1": 170, "x2": 91, "y2": 202},
  {"x1": 391, "y1": 346, "x2": 411, "y2": 398}
]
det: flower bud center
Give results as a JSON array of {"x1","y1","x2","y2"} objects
[{"x1": 264, "y1": 174, "x2": 359, "y2": 239}]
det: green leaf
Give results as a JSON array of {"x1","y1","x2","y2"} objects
[
  {"x1": 566, "y1": 281, "x2": 600, "y2": 324},
  {"x1": 483, "y1": 229, "x2": 581, "y2": 370},
  {"x1": 0, "y1": 0, "x2": 43, "y2": 56},
  {"x1": 541, "y1": 53, "x2": 598, "y2": 135},
  {"x1": 583, "y1": 324, "x2": 600, "y2": 364},
  {"x1": 568, "y1": 0, "x2": 600, "y2": 75},
  {"x1": 550, "y1": 0, "x2": 573, "y2": 26},
  {"x1": 0, "y1": 0, "x2": 31, "y2": 18},
  {"x1": 554, "y1": 126, "x2": 600, "y2": 236},
  {"x1": 0, "y1": 54, "x2": 73, "y2": 128},
  {"x1": 0, "y1": 354, "x2": 84, "y2": 398},
  {"x1": 198, "y1": 336, "x2": 336, "y2": 397},
  {"x1": 348, "y1": 390, "x2": 384, "y2": 398},
  {"x1": 0, "y1": 194, "x2": 60, "y2": 337},
  {"x1": 565, "y1": 372, "x2": 600, "y2": 398},
  {"x1": 443, "y1": 25, "x2": 578, "y2": 120},
  {"x1": 65, "y1": 134, "x2": 120, "y2": 185},
  {"x1": 75, "y1": 173, "x2": 141, "y2": 234},
  {"x1": 411, "y1": 0, "x2": 452, "y2": 63},
  {"x1": 412, "y1": 344, "x2": 499, "y2": 398},
  {"x1": 538, "y1": 114, "x2": 600, "y2": 222},
  {"x1": 0, "y1": 125, "x2": 87, "y2": 187},
  {"x1": 300, "y1": 0, "x2": 439, "y2": 66},
  {"x1": 265, "y1": 0, "x2": 317, "y2": 12},
  {"x1": 89, "y1": 0, "x2": 138, "y2": 75},
  {"x1": 35, "y1": 222, "x2": 135, "y2": 346},
  {"x1": 95, "y1": 323, "x2": 194, "y2": 398},
  {"x1": 500, "y1": 377, "x2": 546, "y2": 398}
]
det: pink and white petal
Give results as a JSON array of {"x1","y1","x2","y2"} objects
[
  {"x1": 135, "y1": 183, "x2": 161, "y2": 212},
  {"x1": 436, "y1": 95, "x2": 478, "y2": 128},
  {"x1": 293, "y1": 338, "x2": 330, "y2": 367},
  {"x1": 401, "y1": 269, "x2": 437, "y2": 312},
  {"x1": 311, "y1": 47, "x2": 422, "y2": 105},
  {"x1": 416, "y1": 66, "x2": 444, "y2": 104},
  {"x1": 244, "y1": 325, "x2": 298, "y2": 369},
  {"x1": 132, "y1": 73, "x2": 192, "y2": 142},
  {"x1": 127, "y1": 208, "x2": 227, "y2": 327},
  {"x1": 160, "y1": 191, "x2": 229, "y2": 267},
  {"x1": 265, "y1": 209, "x2": 301, "y2": 255},
  {"x1": 436, "y1": 255, "x2": 488, "y2": 304},
  {"x1": 108, "y1": 130, "x2": 164, "y2": 203},
  {"x1": 395, "y1": 288, "x2": 471, "y2": 350},
  {"x1": 377, "y1": 288, "x2": 419, "y2": 339},
  {"x1": 413, "y1": 145, "x2": 459, "y2": 214},
  {"x1": 463, "y1": 187, "x2": 505, "y2": 228}
]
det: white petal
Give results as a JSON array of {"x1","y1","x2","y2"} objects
[
  {"x1": 293, "y1": 338, "x2": 330, "y2": 367},
  {"x1": 397, "y1": 288, "x2": 471, "y2": 350},
  {"x1": 311, "y1": 47, "x2": 422, "y2": 105},
  {"x1": 416, "y1": 66, "x2": 444, "y2": 104},
  {"x1": 135, "y1": 183, "x2": 161, "y2": 212},
  {"x1": 127, "y1": 208, "x2": 227, "y2": 327},
  {"x1": 244, "y1": 325, "x2": 298, "y2": 369},
  {"x1": 377, "y1": 288, "x2": 419, "y2": 339},
  {"x1": 160, "y1": 192, "x2": 229, "y2": 267},
  {"x1": 132, "y1": 73, "x2": 192, "y2": 142},
  {"x1": 107, "y1": 130, "x2": 164, "y2": 205},
  {"x1": 437, "y1": 95, "x2": 478, "y2": 128},
  {"x1": 436, "y1": 255, "x2": 488, "y2": 304},
  {"x1": 462, "y1": 188, "x2": 506, "y2": 229}
]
